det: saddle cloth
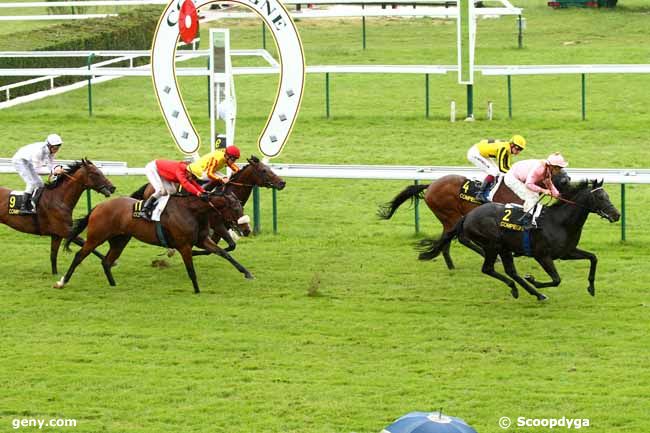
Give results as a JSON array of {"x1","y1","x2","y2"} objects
[
  {"x1": 458, "y1": 179, "x2": 483, "y2": 204},
  {"x1": 7, "y1": 190, "x2": 43, "y2": 215},
  {"x1": 133, "y1": 195, "x2": 170, "y2": 222}
]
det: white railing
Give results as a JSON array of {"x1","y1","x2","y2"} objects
[{"x1": 1, "y1": 160, "x2": 648, "y2": 184}]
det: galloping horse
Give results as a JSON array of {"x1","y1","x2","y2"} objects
[
  {"x1": 56, "y1": 192, "x2": 247, "y2": 294},
  {"x1": 131, "y1": 155, "x2": 286, "y2": 252},
  {"x1": 418, "y1": 180, "x2": 620, "y2": 300},
  {"x1": 0, "y1": 159, "x2": 116, "y2": 274},
  {"x1": 378, "y1": 172, "x2": 570, "y2": 269}
]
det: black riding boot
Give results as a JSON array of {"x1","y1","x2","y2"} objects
[
  {"x1": 475, "y1": 179, "x2": 491, "y2": 203},
  {"x1": 19, "y1": 192, "x2": 36, "y2": 215},
  {"x1": 142, "y1": 196, "x2": 157, "y2": 220}
]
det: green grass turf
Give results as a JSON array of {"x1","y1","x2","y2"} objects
[{"x1": 1, "y1": 2, "x2": 649, "y2": 432}]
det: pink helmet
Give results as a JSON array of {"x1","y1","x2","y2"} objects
[
  {"x1": 546, "y1": 152, "x2": 568, "y2": 168},
  {"x1": 225, "y1": 145, "x2": 240, "y2": 159}
]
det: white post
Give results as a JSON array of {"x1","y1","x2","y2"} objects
[
  {"x1": 487, "y1": 100, "x2": 493, "y2": 120},
  {"x1": 450, "y1": 100, "x2": 456, "y2": 122},
  {"x1": 209, "y1": 28, "x2": 235, "y2": 153}
]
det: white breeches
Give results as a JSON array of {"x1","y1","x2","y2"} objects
[
  {"x1": 467, "y1": 146, "x2": 500, "y2": 177},
  {"x1": 13, "y1": 159, "x2": 43, "y2": 193},
  {"x1": 145, "y1": 161, "x2": 177, "y2": 198},
  {"x1": 504, "y1": 172, "x2": 542, "y2": 218}
]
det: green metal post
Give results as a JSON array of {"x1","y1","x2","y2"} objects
[
  {"x1": 362, "y1": 5, "x2": 367, "y2": 50},
  {"x1": 581, "y1": 73, "x2": 586, "y2": 120},
  {"x1": 262, "y1": 23, "x2": 266, "y2": 50},
  {"x1": 325, "y1": 72, "x2": 330, "y2": 118},
  {"x1": 425, "y1": 74, "x2": 430, "y2": 118},
  {"x1": 86, "y1": 189, "x2": 92, "y2": 213},
  {"x1": 507, "y1": 75, "x2": 512, "y2": 119},
  {"x1": 253, "y1": 186, "x2": 261, "y2": 234},
  {"x1": 87, "y1": 53, "x2": 95, "y2": 116},
  {"x1": 466, "y1": 84, "x2": 474, "y2": 119},
  {"x1": 272, "y1": 188, "x2": 278, "y2": 234},
  {"x1": 517, "y1": 15, "x2": 523, "y2": 49},
  {"x1": 414, "y1": 180, "x2": 420, "y2": 234},
  {"x1": 621, "y1": 184, "x2": 626, "y2": 241}
]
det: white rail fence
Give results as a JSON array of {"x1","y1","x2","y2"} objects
[{"x1": 0, "y1": 160, "x2": 645, "y2": 239}]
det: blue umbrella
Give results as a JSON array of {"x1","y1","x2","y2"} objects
[{"x1": 382, "y1": 411, "x2": 478, "y2": 433}]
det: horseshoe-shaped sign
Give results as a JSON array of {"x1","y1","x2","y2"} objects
[{"x1": 152, "y1": 0, "x2": 305, "y2": 157}]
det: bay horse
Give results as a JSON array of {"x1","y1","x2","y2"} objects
[
  {"x1": 56, "y1": 191, "x2": 248, "y2": 294},
  {"x1": 378, "y1": 172, "x2": 570, "y2": 269},
  {"x1": 418, "y1": 180, "x2": 620, "y2": 301},
  {"x1": 131, "y1": 155, "x2": 286, "y2": 252},
  {"x1": 0, "y1": 159, "x2": 116, "y2": 274}
]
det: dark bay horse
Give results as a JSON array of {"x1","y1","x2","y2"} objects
[
  {"x1": 378, "y1": 172, "x2": 570, "y2": 269},
  {"x1": 56, "y1": 192, "x2": 248, "y2": 294},
  {"x1": 418, "y1": 180, "x2": 620, "y2": 301},
  {"x1": 0, "y1": 159, "x2": 115, "y2": 274},
  {"x1": 131, "y1": 155, "x2": 286, "y2": 252}
]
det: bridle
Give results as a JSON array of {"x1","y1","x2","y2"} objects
[
  {"x1": 226, "y1": 163, "x2": 276, "y2": 188},
  {"x1": 552, "y1": 186, "x2": 612, "y2": 220}
]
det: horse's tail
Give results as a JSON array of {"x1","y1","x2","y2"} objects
[
  {"x1": 377, "y1": 183, "x2": 429, "y2": 219},
  {"x1": 64, "y1": 210, "x2": 94, "y2": 251},
  {"x1": 130, "y1": 183, "x2": 148, "y2": 199},
  {"x1": 417, "y1": 218, "x2": 465, "y2": 261}
]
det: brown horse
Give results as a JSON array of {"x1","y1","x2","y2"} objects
[
  {"x1": 378, "y1": 173, "x2": 570, "y2": 269},
  {"x1": 0, "y1": 159, "x2": 116, "y2": 274},
  {"x1": 56, "y1": 191, "x2": 248, "y2": 294},
  {"x1": 131, "y1": 155, "x2": 286, "y2": 252}
]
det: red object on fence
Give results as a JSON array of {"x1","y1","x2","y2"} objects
[{"x1": 179, "y1": 0, "x2": 199, "y2": 44}]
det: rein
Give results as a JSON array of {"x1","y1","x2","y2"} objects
[{"x1": 550, "y1": 186, "x2": 610, "y2": 219}]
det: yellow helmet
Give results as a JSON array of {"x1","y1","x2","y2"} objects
[{"x1": 510, "y1": 135, "x2": 526, "y2": 149}]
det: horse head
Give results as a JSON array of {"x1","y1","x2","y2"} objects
[
  {"x1": 208, "y1": 191, "x2": 244, "y2": 229},
  {"x1": 79, "y1": 158, "x2": 116, "y2": 197},
  {"x1": 233, "y1": 155, "x2": 286, "y2": 190},
  {"x1": 587, "y1": 179, "x2": 620, "y2": 222},
  {"x1": 570, "y1": 179, "x2": 620, "y2": 223}
]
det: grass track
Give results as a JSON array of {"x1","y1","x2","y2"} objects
[{"x1": 1, "y1": 2, "x2": 649, "y2": 432}]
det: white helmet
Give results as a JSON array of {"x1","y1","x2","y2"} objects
[{"x1": 46, "y1": 133, "x2": 63, "y2": 147}]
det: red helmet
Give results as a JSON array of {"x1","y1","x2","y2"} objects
[{"x1": 225, "y1": 145, "x2": 240, "y2": 159}]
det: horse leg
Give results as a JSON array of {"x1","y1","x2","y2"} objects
[
  {"x1": 53, "y1": 241, "x2": 98, "y2": 289},
  {"x1": 441, "y1": 235, "x2": 454, "y2": 270},
  {"x1": 560, "y1": 248, "x2": 598, "y2": 296},
  {"x1": 101, "y1": 235, "x2": 131, "y2": 286},
  {"x1": 481, "y1": 249, "x2": 519, "y2": 299},
  {"x1": 524, "y1": 256, "x2": 562, "y2": 289},
  {"x1": 178, "y1": 245, "x2": 201, "y2": 294},
  {"x1": 500, "y1": 252, "x2": 548, "y2": 301},
  {"x1": 69, "y1": 236, "x2": 107, "y2": 262},
  {"x1": 50, "y1": 235, "x2": 62, "y2": 275},
  {"x1": 200, "y1": 237, "x2": 254, "y2": 280},
  {"x1": 458, "y1": 232, "x2": 485, "y2": 258}
]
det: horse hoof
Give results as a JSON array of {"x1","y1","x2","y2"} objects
[
  {"x1": 538, "y1": 294, "x2": 549, "y2": 302},
  {"x1": 510, "y1": 288, "x2": 519, "y2": 299},
  {"x1": 525, "y1": 274, "x2": 535, "y2": 283},
  {"x1": 245, "y1": 273, "x2": 255, "y2": 280},
  {"x1": 53, "y1": 278, "x2": 65, "y2": 289},
  {"x1": 588, "y1": 286, "x2": 595, "y2": 296}
]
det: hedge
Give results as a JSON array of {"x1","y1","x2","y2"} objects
[{"x1": 0, "y1": 6, "x2": 164, "y2": 102}]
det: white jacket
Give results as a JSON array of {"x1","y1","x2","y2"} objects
[{"x1": 12, "y1": 142, "x2": 56, "y2": 172}]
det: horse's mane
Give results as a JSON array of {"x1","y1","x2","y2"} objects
[
  {"x1": 46, "y1": 160, "x2": 87, "y2": 189},
  {"x1": 549, "y1": 179, "x2": 599, "y2": 207},
  {"x1": 229, "y1": 155, "x2": 260, "y2": 182}
]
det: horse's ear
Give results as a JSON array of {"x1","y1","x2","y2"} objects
[{"x1": 250, "y1": 155, "x2": 260, "y2": 163}]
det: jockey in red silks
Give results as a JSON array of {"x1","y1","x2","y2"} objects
[{"x1": 141, "y1": 159, "x2": 208, "y2": 218}]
